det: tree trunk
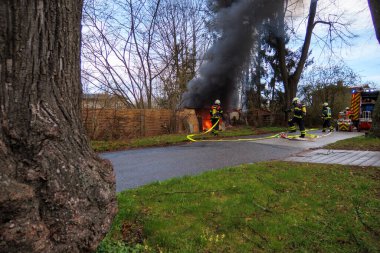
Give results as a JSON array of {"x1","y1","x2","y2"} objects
[
  {"x1": 368, "y1": 0, "x2": 380, "y2": 43},
  {"x1": 370, "y1": 97, "x2": 380, "y2": 137},
  {"x1": 368, "y1": 0, "x2": 380, "y2": 136},
  {"x1": 0, "y1": 1, "x2": 117, "y2": 252},
  {"x1": 277, "y1": 0, "x2": 317, "y2": 109},
  {"x1": 274, "y1": 1, "x2": 289, "y2": 108}
]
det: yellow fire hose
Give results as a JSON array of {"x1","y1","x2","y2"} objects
[
  {"x1": 186, "y1": 121, "x2": 322, "y2": 142},
  {"x1": 187, "y1": 119, "x2": 221, "y2": 142}
]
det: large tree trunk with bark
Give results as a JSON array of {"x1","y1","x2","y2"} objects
[
  {"x1": 368, "y1": 0, "x2": 380, "y2": 137},
  {"x1": 368, "y1": 0, "x2": 380, "y2": 43},
  {"x1": 0, "y1": 1, "x2": 117, "y2": 252},
  {"x1": 370, "y1": 97, "x2": 380, "y2": 137}
]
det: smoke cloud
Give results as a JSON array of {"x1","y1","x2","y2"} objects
[{"x1": 181, "y1": 0, "x2": 283, "y2": 109}]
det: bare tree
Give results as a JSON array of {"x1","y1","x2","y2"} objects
[
  {"x1": 299, "y1": 63, "x2": 361, "y2": 125},
  {"x1": 0, "y1": 1, "x2": 116, "y2": 252},
  {"x1": 271, "y1": 0, "x2": 356, "y2": 108},
  {"x1": 300, "y1": 63, "x2": 360, "y2": 105},
  {"x1": 154, "y1": 0, "x2": 210, "y2": 109},
  {"x1": 82, "y1": 0, "x2": 209, "y2": 110},
  {"x1": 82, "y1": 0, "x2": 164, "y2": 108}
]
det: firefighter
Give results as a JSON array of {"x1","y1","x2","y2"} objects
[
  {"x1": 344, "y1": 107, "x2": 352, "y2": 120},
  {"x1": 287, "y1": 97, "x2": 306, "y2": 138},
  {"x1": 210, "y1": 99, "x2": 223, "y2": 135},
  {"x1": 321, "y1": 102, "x2": 334, "y2": 132}
]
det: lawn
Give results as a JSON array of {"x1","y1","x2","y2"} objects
[
  {"x1": 324, "y1": 135, "x2": 380, "y2": 151},
  {"x1": 91, "y1": 126, "x2": 287, "y2": 152},
  {"x1": 97, "y1": 161, "x2": 380, "y2": 253}
]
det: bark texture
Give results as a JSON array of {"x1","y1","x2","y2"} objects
[
  {"x1": 371, "y1": 96, "x2": 380, "y2": 137},
  {"x1": 368, "y1": 0, "x2": 380, "y2": 44},
  {"x1": 368, "y1": 0, "x2": 380, "y2": 136},
  {"x1": 0, "y1": 1, "x2": 117, "y2": 252}
]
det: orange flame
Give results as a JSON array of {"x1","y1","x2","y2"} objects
[
  {"x1": 203, "y1": 119, "x2": 212, "y2": 131},
  {"x1": 196, "y1": 108, "x2": 222, "y2": 131},
  {"x1": 201, "y1": 113, "x2": 222, "y2": 131}
]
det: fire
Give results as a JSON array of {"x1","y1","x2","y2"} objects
[
  {"x1": 195, "y1": 108, "x2": 222, "y2": 132},
  {"x1": 203, "y1": 118, "x2": 212, "y2": 131}
]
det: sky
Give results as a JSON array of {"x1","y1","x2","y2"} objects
[
  {"x1": 82, "y1": 0, "x2": 380, "y2": 97},
  {"x1": 341, "y1": 0, "x2": 380, "y2": 86},
  {"x1": 297, "y1": 0, "x2": 380, "y2": 86}
]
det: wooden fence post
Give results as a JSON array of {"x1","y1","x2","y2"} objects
[{"x1": 140, "y1": 109, "x2": 145, "y2": 137}]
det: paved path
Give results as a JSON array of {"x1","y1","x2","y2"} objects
[
  {"x1": 101, "y1": 139, "x2": 301, "y2": 191},
  {"x1": 284, "y1": 149, "x2": 380, "y2": 166},
  {"x1": 101, "y1": 131, "x2": 376, "y2": 191}
]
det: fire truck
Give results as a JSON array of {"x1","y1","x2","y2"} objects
[
  {"x1": 350, "y1": 87, "x2": 379, "y2": 131},
  {"x1": 337, "y1": 110, "x2": 353, "y2": 131}
]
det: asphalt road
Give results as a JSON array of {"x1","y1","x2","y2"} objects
[{"x1": 100, "y1": 131, "x2": 362, "y2": 192}]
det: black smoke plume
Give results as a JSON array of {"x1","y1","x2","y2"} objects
[{"x1": 181, "y1": 0, "x2": 282, "y2": 109}]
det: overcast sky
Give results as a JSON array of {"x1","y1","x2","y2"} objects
[
  {"x1": 342, "y1": 0, "x2": 380, "y2": 85},
  {"x1": 297, "y1": 0, "x2": 380, "y2": 86}
]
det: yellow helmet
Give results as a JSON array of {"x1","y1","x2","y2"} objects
[
  {"x1": 214, "y1": 99, "x2": 221, "y2": 105},
  {"x1": 323, "y1": 102, "x2": 328, "y2": 106},
  {"x1": 292, "y1": 97, "x2": 299, "y2": 103}
]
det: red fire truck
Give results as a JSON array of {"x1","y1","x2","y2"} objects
[{"x1": 350, "y1": 87, "x2": 379, "y2": 131}]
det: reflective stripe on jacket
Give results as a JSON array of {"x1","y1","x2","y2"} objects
[
  {"x1": 210, "y1": 105, "x2": 223, "y2": 119},
  {"x1": 293, "y1": 103, "x2": 306, "y2": 119},
  {"x1": 322, "y1": 106, "x2": 331, "y2": 119}
]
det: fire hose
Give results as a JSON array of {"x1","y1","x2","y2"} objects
[
  {"x1": 186, "y1": 119, "x2": 221, "y2": 142},
  {"x1": 187, "y1": 122, "x2": 322, "y2": 142}
]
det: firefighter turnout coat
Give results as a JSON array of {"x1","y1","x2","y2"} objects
[
  {"x1": 210, "y1": 104, "x2": 223, "y2": 132},
  {"x1": 288, "y1": 102, "x2": 306, "y2": 137}
]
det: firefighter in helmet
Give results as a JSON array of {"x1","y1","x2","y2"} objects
[
  {"x1": 287, "y1": 97, "x2": 306, "y2": 138},
  {"x1": 344, "y1": 107, "x2": 352, "y2": 120},
  {"x1": 321, "y1": 102, "x2": 334, "y2": 132},
  {"x1": 210, "y1": 99, "x2": 223, "y2": 135}
]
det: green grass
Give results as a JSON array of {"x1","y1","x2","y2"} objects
[
  {"x1": 91, "y1": 126, "x2": 287, "y2": 152},
  {"x1": 325, "y1": 135, "x2": 380, "y2": 151},
  {"x1": 97, "y1": 161, "x2": 380, "y2": 253},
  {"x1": 91, "y1": 134, "x2": 188, "y2": 152}
]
